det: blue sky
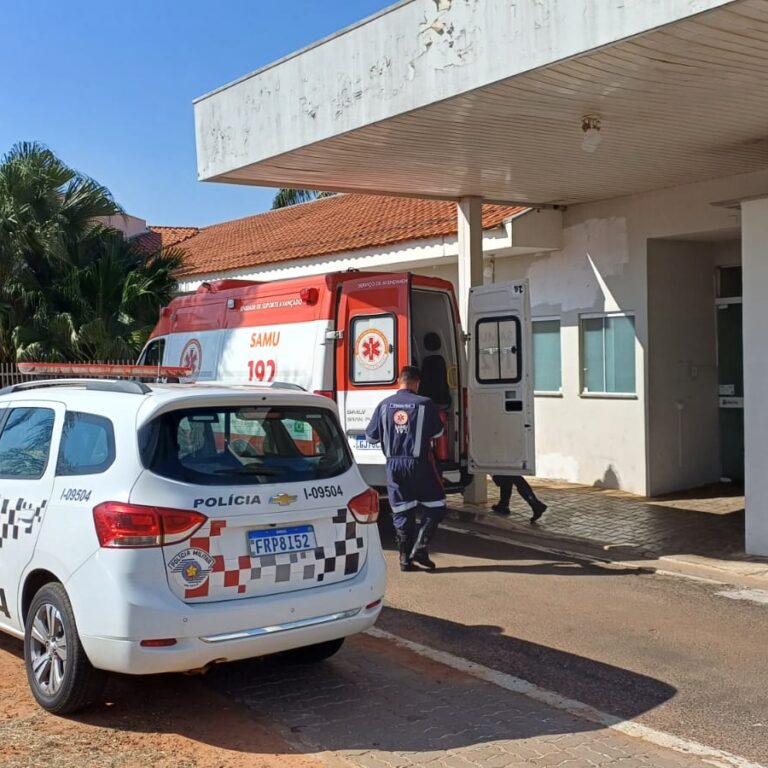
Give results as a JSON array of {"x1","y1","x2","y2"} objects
[{"x1": 1, "y1": 0, "x2": 392, "y2": 227}]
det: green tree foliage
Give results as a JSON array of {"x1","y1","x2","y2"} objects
[
  {"x1": 0, "y1": 142, "x2": 182, "y2": 362},
  {"x1": 271, "y1": 188, "x2": 335, "y2": 209}
]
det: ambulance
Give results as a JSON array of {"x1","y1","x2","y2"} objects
[{"x1": 139, "y1": 271, "x2": 535, "y2": 491}]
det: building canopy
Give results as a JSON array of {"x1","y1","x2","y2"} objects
[{"x1": 194, "y1": 0, "x2": 768, "y2": 206}]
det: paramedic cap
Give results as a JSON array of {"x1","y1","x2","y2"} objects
[{"x1": 399, "y1": 365, "x2": 422, "y2": 383}]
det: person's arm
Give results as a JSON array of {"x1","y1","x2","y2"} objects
[
  {"x1": 365, "y1": 407, "x2": 382, "y2": 444},
  {"x1": 425, "y1": 401, "x2": 444, "y2": 439}
]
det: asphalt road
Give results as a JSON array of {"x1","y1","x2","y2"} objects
[
  {"x1": 1, "y1": 520, "x2": 765, "y2": 767},
  {"x1": 377, "y1": 520, "x2": 768, "y2": 764}
]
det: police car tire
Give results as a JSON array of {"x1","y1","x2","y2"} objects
[
  {"x1": 24, "y1": 583, "x2": 107, "y2": 715},
  {"x1": 280, "y1": 637, "x2": 345, "y2": 665}
]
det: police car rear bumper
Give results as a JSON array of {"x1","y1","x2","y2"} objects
[{"x1": 76, "y1": 549, "x2": 386, "y2": 675}]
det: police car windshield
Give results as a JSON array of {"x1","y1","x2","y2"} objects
[{"x1": 139, "y1": 405, "x2": 352, "y2": 486}]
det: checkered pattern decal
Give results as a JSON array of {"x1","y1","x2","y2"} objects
[
  {"x1": 182, "y1": 509, "x2": 366, "y2": 600},
  {"x1": 0, "y1": 498, "x2": 47, "y2": 548}
]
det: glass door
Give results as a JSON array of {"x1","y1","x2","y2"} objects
[{"x1": 716, "y1": 267, "x2": 743, "y2": 482}]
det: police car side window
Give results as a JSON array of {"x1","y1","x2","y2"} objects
[
  {"x1": 0, "y1": 407, "x2": 56, "y2": 480},
  {"x1": 56, "y1": 412, "x2": 116, "y2": 476}
]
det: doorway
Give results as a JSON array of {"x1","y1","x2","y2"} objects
[{"x1": 716, "y1": 266, "x2": 744, "y2": 482}]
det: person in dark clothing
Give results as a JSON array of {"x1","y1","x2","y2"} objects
[
  {"x1": 366, "y1": 366, "x2": 446, "y2": 571},
  {"x1": 492, "y1": 475, "x2": 547, "y2": 522}
]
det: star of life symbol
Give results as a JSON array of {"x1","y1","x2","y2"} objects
[
  {"x1": 180, "y1": 338, "x2": 202, "y2": 378},
  {"x1": 393, "y1": 409, "x2": 409, "y2": 434},
  {"x1": 363, "y1": 336, "x2": 381, "y2": 362},
  {"x1": 355, "y1": 328, "x2": 389, "y2": 370}
]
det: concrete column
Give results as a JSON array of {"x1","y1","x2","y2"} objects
[
  {"x1": 457, "y1": 196, "x2": 487, "y2": 504},
  {"x1": 457, "y1": 197, "x2": 484, "y2": 329},
  {"x1": 741, "y1": 197, "x2": 768, "y2": 556}
]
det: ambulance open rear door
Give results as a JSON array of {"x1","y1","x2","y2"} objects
[{"x1": 466, "y1": 280, "x2": 535, "y2": 476}]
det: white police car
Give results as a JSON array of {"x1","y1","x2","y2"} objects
[{"x1": 0, "y1": 375, "x2": 385, "y2": 713}]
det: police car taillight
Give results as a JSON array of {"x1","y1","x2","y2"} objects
[
  {"x1": 348, "y1": 488, "x2": 379, "y2": 524},
  {"x1": 93, "y1": 502, "x2": 207, "y2": 548}
]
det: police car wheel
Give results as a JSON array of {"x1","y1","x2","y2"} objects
[
  {"x1": 280, "y1": 637, "x2": 345, "y2": 665},
  {"x1": 24, "y1": 583, "x2": 107, "y2": 715}
]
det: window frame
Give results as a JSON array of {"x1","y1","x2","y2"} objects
[
  {"x1": 139, "y1": 405, "x2": 353, "y2": 486},
  {"x1": 0, "y1": 406, "x2": 56, "y2": 481},
  {"x1": 532, "y1": 316, "x2": 563, "y2": 396},
  {"x1": 139, "y1": 337, "x2": 166, "y2": 367},
  {"x1": 474, "y1": 314, "x2": 523, "y2": 385},
  {"x1": 579, "y1": 311, "x2": 637, "y2": 398},
  {"x1": 349, "y1": 312, "x2": 398, "y2": 387},
  {"x1": 56, "y1": 411, "x2": 116, "y2": 477}
]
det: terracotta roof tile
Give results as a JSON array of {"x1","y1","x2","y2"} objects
[
  {"x1": 151, "y1": 194, "x2": 527, "y2": 277},
  {"x1": 133, "y1": 226, "x2": 199, "y2": 252}
]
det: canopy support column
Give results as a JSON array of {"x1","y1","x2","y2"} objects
[
  {"x1": 742, "y1": 198, "x2": 768, "y2": 555},
  {"x1": 457, "y1": 197, "x2": 488, "y2": 504}
]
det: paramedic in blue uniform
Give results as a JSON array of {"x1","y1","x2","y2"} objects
[{"x1": 366, "y1": 365, "x2": 446, "y2": 571}]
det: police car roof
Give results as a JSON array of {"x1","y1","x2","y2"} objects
[{"x1": 0, "y1": 379, "x2": 336, "y2": 418}]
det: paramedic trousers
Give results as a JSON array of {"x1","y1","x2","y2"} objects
[
  {"x1": 392, "y1": 505, "x2": 447, "y2": 535},
  {"x1": 387, "y1": 455, "x2": 446, "y2": 552}
]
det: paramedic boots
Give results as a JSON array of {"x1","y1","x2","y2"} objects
[
  {"x1": 395, "y1": 529, "x2": 416, "y2": 572},
  {"x1": 410, "y1": 517, "x2": 440, "y2": 570}
]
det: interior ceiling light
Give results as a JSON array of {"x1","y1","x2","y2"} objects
[{"x1": 581, "y1": 115, "x2": 602, "y2": 154}]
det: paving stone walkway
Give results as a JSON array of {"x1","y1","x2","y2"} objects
[
  {"x1": 447, "y1": 479, "x2": 751, "y2": 563},
  {"x1": 209, "y1": 634, "x2": 720, "y2": 768}
]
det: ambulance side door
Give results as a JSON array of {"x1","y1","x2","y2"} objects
[
  {"x1": 165, "y1": 301, "x2": 226, "y2": 381},
  {"x1": 335, "y1": 274, "x2": 411, "y2": 485},
  {"x1": 466, "y1": 280, "x2": 535, "y2": 476}
]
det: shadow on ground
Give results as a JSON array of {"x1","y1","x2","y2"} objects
[
  {"x1": 0, "y1": 606, "x2": 677, "y2": 760},
  {"x1": 202, "y1": 608, "x2": 677, "y2": 756},
  {"x1": 377, "y1": 509, "x2": 650, "y2": 577}
]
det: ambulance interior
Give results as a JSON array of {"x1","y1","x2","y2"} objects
[{"x1": 410, "y1": 288, "x2": 461, "y2": 464}]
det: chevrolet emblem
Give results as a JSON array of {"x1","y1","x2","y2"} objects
[{"x1": 269, "y1": 493, "x2": 298, "y2": 507}]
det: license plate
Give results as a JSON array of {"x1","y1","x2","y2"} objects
[
  {"x1": 354, "y1": 436, "x2": 378, "y2": 450},
  {"x1": 248, "y1": 525, "x2": 316, "y2": 557}
]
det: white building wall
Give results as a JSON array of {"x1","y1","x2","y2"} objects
[
  {"x1": 490, "y1": 217, "x2": 648, "y2": 493},
  {"x1": 412, "y1": 170, "x2": 763, "y2": 495}
]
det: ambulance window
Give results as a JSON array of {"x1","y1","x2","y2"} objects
[
  {"x1": 476, "y1": 316, "x2": 521, "y2": 384},
  {"x1": 351, "y1": 314, "x2": 396, "y2": 385},
  {"x1": 140, "y1": 338, "x2": 165, "y2": 367}
]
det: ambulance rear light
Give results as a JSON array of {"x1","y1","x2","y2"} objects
[
  {"x1": 300, "y1": 287, "x2": 319, "y2": 305},
  {"x1": 348, "y1": 488, "x2": 379, "y2": 524},
  {"x1": 93, "y1": 502, "x2": 207, "y2": 548},
  {"x1": 313, "y1": 390, "x2": 335, "y2": 400}
]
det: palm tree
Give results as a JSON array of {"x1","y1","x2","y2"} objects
[
  {"x1": 271, "y1": 188, "x2": 335, "y2": 209},
  {"x1": 0, "y1": 142, "x2": 182, "y2": 362}
]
